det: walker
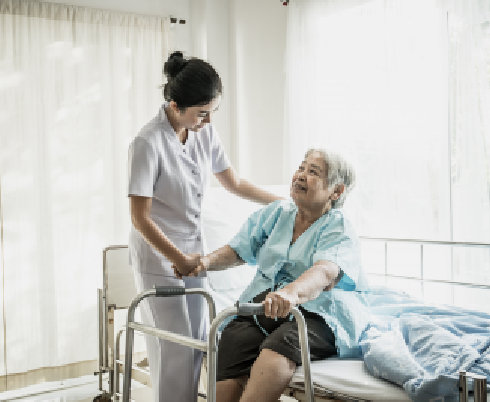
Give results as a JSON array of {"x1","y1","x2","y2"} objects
[{"x1": 121, "y1": 286, "x2": 314, "y2": 402}]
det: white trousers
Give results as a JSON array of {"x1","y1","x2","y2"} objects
[{"x1": 133, "y1": 271, "x2": 207, "y2": 402}]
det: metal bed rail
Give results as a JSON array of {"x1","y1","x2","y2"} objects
[
  {"x1": 359, "y1": 237, "x2": 490, "y2": 291},
  {"x1": 95, "y1": 244, "x2": 150, "y2": 400},
  {"x1": 95, "y1": 245, "x2": 130, "y2": 398},
  {"x1": 121, "y1": 286, "x2": 314, "y2": 402}
]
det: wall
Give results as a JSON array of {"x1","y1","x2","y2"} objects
[
  {"x1": 193, "y1": 0, "x2": 234, "y2": 167},
  {"x1": 187, "y1": 0, "x2": 289, "y2": 185},
  {"x1": 228, "y1": 0, "x2": 288, "y2": 184}
]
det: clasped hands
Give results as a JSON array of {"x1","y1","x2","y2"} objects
[{"x1": 172, "y1": 253, "x2": 208, "y2": 279}]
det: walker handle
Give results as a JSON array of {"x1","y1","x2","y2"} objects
[
  {"x1": 235, "y1": 301, "x2": 265, "y2": 316},
  {"x1": 154, "y1": 286, "x2": 186, "y2": 296}
]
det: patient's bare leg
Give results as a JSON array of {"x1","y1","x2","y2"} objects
[
  {"x1": 216, "y1": 376, "x2": 247, "y2": 402},
  {"x1": 239, "y1": 349, "x2": 296, "y2": 402}
]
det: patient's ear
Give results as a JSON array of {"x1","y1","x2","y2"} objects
[{"x1": 331, "y1": 183, "x2": 345, "y2": 200}]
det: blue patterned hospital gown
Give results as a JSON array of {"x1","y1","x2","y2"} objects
[{"x1": 228, "y1": 199, "x2": 370, "y2": 357}]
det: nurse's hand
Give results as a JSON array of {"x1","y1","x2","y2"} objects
[
  {"x1": 263, "y1": 288, "x2": 299, "y2": 319},
  {"x1": 172, "y1": 253, "x2": 201, "y2": 278},
  {"x1": 186, "y1": 255, "x2": 210, "y2": 277},
  {"x1": 174, "y1": 255, "x2": 209, "y2": 278}
]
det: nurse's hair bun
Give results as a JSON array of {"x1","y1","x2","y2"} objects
[
  {"x1": 164, "y1": 51, "x2": 188, "y2": 79},
  {"x1": 162, "y1": 51, "x2": 222, "y2": 109}
]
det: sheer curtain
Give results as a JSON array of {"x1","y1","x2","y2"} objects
[
  {"x1": 0, "y1": 0, "x2": 169, "y2": 384},
  {"x1": 284, "y1": 0, "x2": 490, "y2": 301},
  {"x1": 285, "y1": 0, "x2": 490, "y2": 242},
  {"x1": 447, "y1": 0, "x2": 490, "y2": 243}
]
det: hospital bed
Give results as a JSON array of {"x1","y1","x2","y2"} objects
[{"x1": 96, "y1": 185, "x2": 490, "y2": 401}]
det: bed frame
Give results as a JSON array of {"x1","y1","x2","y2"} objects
[
  {"x1": 360, "y1": 236, "x2": 490, "y2": 295},
  {"x1": 95, "y1": 245, "x2": 150, "y2": 401},
  {"x1": 95, "y1": 238, "x2": 490, "y2": 401}
]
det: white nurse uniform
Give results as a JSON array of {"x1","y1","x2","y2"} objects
[{"x1": 128, "y1": 103, "x2": 230, "y2": 402}]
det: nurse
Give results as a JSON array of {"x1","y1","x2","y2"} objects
[{"x1": 127, "y1": 51, "x2": 280, "y2": 402}]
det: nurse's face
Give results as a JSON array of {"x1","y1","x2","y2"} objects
[{"x1": 175, "y1": 96, "x2": 221, "y2": 132}]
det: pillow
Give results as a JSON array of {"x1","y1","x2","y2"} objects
[{"x1": 201, "y1": 184, "x2": 289, "y2": 291}]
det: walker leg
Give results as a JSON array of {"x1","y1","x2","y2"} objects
[
  {"x1": 97, "y1": 288, "x2": 104, "y2": 391},
  {"x1": 207, "y1": 334, "x2": 218, "y2": 402},
  {"x1": 122, "y1": 325, "x2": 135, "y2": 402}
]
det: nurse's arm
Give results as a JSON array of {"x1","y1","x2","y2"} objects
[
  {"x1": 187, "y1": 245, "x2": 244, "y2": 276},
  {"x1": 130, "y1": 195, "x2": 199, "y2": 271},
  {"x1": 263, "y1": 260, "x2": 342, "y2": 318},
  {"x1": 215, "y1": 167, "x2": 283, "y2": 205}
]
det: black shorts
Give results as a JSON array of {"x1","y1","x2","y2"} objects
[{"x1": 217, "y1": 290, "x2": 337, "y2": 381}]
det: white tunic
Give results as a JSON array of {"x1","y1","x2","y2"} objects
[
  {"x1": 128, "y1": 103, "x2": 230, "y2": 275},
  {"x1": 127, "y1": 103, "x2": 231, "y2": 402}
]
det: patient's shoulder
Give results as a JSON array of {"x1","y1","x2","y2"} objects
[
  {"x1": 319, "y1": 209, "x2": 358, "y2": 237},
  {"x1": 261, "y1": 198, "x2": 295, "y2": 215},
  {"x1": 250, "y1": 199, "x2": 294, "y2": 228}
]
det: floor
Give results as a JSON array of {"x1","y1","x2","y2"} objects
[
  {"x1": 0, "y1": 374, "x2": 151, "y2": 402},
  {"x1": 0, "y1": 374, "x2": 297, "y2": 401}
]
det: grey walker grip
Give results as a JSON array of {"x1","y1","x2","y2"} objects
[
  {"x1": 154, "y1": 286, "x2": 186, "y2": 296},
  {"x1": 235, "y1": 301, "x2": 265, "y2": 316}
]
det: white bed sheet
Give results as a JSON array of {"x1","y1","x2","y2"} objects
[
  {"x1": 291, "y1": 359, "x2": 411, "y2": 401},
  {"x1": 206, "y1": 285, "x2": 411, "y2": 401}
]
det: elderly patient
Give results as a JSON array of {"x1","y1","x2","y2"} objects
[{"x1": 175, "y1": 149, "x2": 368, "y2": 402}]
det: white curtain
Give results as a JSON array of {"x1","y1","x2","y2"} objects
[
  {"x1": 285, "y1": 0, "x2": 490, "y2": 244},
  {"x1": 0, "y1": 0, "x2": 169, "y2": 378},
  {"x1": 284, "y1": 0, "x2": 490, "y2": 304},
  {"x1": 447, "y1": 0, "x2": 490, "y2": 243}
]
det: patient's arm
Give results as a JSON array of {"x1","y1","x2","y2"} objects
[
  {"x1": 174, "y1": 245, "x2": 244, "y2": 277},
  {"x1": 263, "y1": 260, "x2": 341, "y2": 319},
  {"x1": 202, "y1": 245, "x2": 244, "y2": 271}
]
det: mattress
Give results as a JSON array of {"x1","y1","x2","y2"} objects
[{"x1": 289, "y1": 358, "x2": 411, "y2": 401}]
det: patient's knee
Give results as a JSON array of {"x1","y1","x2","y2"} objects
[
  {"x1": 253, "y1": 348, "x2": 296, "y2": 377},
  {"x1": 235, "y1": 375, "x2": 248, "y2": 390}
]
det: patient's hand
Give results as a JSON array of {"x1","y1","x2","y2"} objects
[
  {"x1": 188, "y1": 255, "x2": 210, "y2": 277},
  {"x1": 263, "y1": 288, "x2": 299, "y2": 319},
  {"x1": 172, "y1": 253, "x2": 201, "y2": 279},
  {"x1": 174, "y1": 255, "x2": 211, "y2": 278}
]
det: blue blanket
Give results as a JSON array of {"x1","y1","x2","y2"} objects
[{"x1": 359, "y1": 288, "x2": 490, "y2": 401}]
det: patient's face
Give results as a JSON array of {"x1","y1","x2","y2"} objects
[{"x1": 291, "y1": 151, "x2": 334, "y2": 211}]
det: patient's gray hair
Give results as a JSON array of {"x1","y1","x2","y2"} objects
[{"x1": 305, "y1": 148, "x2": 356, "y2": 209}]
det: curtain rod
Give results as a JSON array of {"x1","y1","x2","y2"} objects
[{"x1": 169, "y1": 17, "x2": 186, "y2": 24}]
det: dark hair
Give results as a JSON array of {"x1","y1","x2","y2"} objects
[{"x1": 163, "y1": 51, "x2": 222, "y2": 110}]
